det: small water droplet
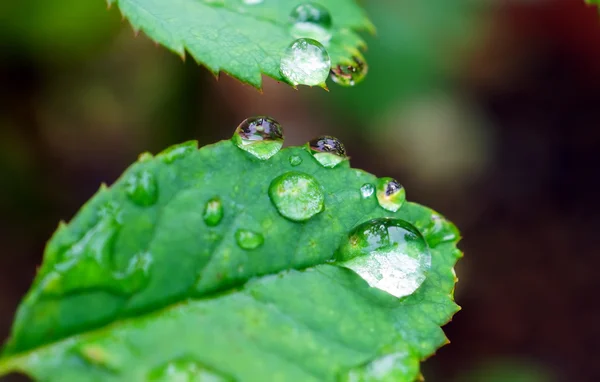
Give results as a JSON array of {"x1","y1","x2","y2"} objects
[
  {"x1": 232, "y1": 116, "x2": 284, "y2": 160},
  {"x1": 138, "y1": 152, "x2": 153, "y2": 162},
  {"x1": 235, "y1": 229, "x2": 264, "y2": 250},
  {"x1": 269, "y1": 171, "x2": 324, "y2": 222},
  {"x1": 360, "y1": 183, "x2": 375, "y2": 198},
  {"x1": 334, "y1": 218, "x2": 431, "y2": 298},
  {"x1": 422, "y1": 213, "x2": 459, "y2": 247},
  {"x1": 125, "y1": 170, "x2": 158, "y2": 207},
  {"x1": 203, "y1": 197, "x2": 224, "y2": 227},
  {"x1": 376, "y1": 178, "x2": 405, "y2": 212},
  {"x1": 307, "y1": 136, "x2": 348, "y2": 168},
  {"x1": 289, "y1": 3, "x2": 332, "y2": 43},
  {"x1": 148, "y1": 359, "x2": 231, "y2": 381},
  {"x1": 289, "y1": 155, "x2": 303, "y2": 167},
  {"x1": 280, "y1": 38, "x2": 331, "y2": 87},
  {"x1": 243, "y1": 0, "x2": 263, "y2": 4},
  {"x1": 330, "y1": 56, "x2": 368, "y2": 87},
  {"x1": 158, "y1": 141, "x2": 197, "y2": 163},
  {"x1": 340, "y1": 350, "x2": 419, "y2": 381}
]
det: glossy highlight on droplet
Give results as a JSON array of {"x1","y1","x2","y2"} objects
[
  {"x1": 269, "y1": 171, "x2": 324, "y2": 222},
  {"x1": 376, "y1": 177, "x2": 405, "y2": 212},
  {"x1": 235, "y1": 229, "x2": 264, "y2": 250},
  {"x1": 203, "y1": 197, "x2": 224, "y2": 227},
  {"x1": 232, "y1": 116, "x2": 284, "y2": 160},
  {"x1": 307, "y1": 135, "x2": 348, "y2": 168},
  {"x1": 289, "y1": 2, "x2": 332, "y2": 43},
  {"x1": 334, "y1": 218, "x2": 431, "y2": 298},
  {"x1": 280, "y1": 38, "x2": 331, "y2": 87},
  {"x1": 330, "y1": 56, "x2": 368, "y2": 87},
  {"x1": 125, "y1": 170, "x2": 158, "y2": 207}
]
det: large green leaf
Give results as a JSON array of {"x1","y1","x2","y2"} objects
[
  {"x1": 107, "y1": 0, "x2": 373, "y2": 88},
  {"x1": 0, "y1": 131, "x2": 461, "y2": 381}
]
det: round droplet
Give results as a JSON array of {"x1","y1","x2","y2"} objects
[
  {"x1": 235, "y1": 229, "x2": 264, "y2": 250},
  {"x1": 269, "y1": 171, "x2": 324, "y2": 222},
  {"x1": 307, "y1": 136, "x2": 348, "y2": 168},
  {"x1": 280, "y1": 38, "x2": 331, "y2": 87},
  {"x1": 376, "y1": 177, "x2": 405, "y2": 212},
  {"x1": 340, "y1": 349, "x2": 419, "y2": 382},
  {"x1": 232, "y1": 116, "x2": 284, "y2": 160},
  {"x1": 289, "y1": 155, "x2": 303, "y2": 167},
  {"x1": 334, "y1": 218, "x2": 431, "y2": 298},
  {"x1": 289, "y1": 3, "x2": 332, "y2": 43},
  {"x1": 360, "y1": 183, "x2": 375, "y2": 198},
  {"x1": 203, "y1": 197, "x2": 224, "y2": 227},
  {"x1": 125, "y1": 170, "x2": 158, "y2": 207},
  {"x1": 148, "y1": 359, "x2": 231, "y2": 381},
  {"x1": 158, "y1": 141, "x2": 197, "y2": 164},
  {"x1": 330, "y1": 56, "x2": 368, "y2": 87}
]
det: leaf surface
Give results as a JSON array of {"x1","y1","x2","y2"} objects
[
  {"x1": 108, "y1": 0, "x2": 373, "y2": 88},
  {"x1": 0, "y1": 136, "x2": 461, "y2": 381}
]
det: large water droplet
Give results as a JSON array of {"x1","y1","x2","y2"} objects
[
  {"x1": 307, "y1": 136, "x2": 348, "y2": 168},
  {"x1": 330, "y1": 56, "x2": 368, "y2": 87},
  {"x1": 289, "y1": 3, "x2": 332, "y2": 43},
  {"x1": 360, "y1": 183, "x2": 375, "y2": 198},
  {"x1": 280, "y1": 38, "x2": 331, "y2": 87},
  {"x1": 203, "y1": 197, "x2": 224, "y2": 227},
  {"x1": 269, "y1": 171, "x2": 324, "y2": 222},
  {"x1": 235, "y1": 229, "x2": 264, "y2": 250},
  {"x1": 148, "y1": 359, "x2": 231, "y2": 381},
  {"x1": 376, "y1": 178, "x2": 405, "y2": 212},
  {"x1": 232, "y1": 116, "x2": 284, "y2": 160},
  {"x1": 334, "y1": 218, "x2": 431, "y2": 298},
  {"x1": 125, "y1": 170, "x2": 158, "y2": 206},
  {"x1": 340, "y1": 349, "x2": 419, "y2": 382},
  {"x1": 289, "y1": 154, "x2": 303, "y2": 167}
]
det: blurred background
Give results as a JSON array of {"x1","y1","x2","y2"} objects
[{"x1": 1, "y1": 0, "x2": 599, "y2": 380}]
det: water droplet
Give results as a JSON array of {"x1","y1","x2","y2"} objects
[
  {"x1": 232, "y1": 116, "x2": 284, "y2": 160},
  {"x1": 334, "y1": 218, "x2": 431, "y2": 298},
  {"x1": 125, "y1": 170, "x2": 158, "y2": 207},
  {"x1": 289, "y1": 155, "x2": 303, "y2": 167},
  {"x1": 340, "y1": 349, "x2": 419, "y2": 382},
  {"x1": 330, "y1": 56, "x2": 368, "y2": 87},
  {"x1": 376, "y1": 178, "x2": 405, "y2": 212},
  {"x1": 235, "y1": 229, "x2": 264, "y2": 250},
  {"x1": 148, "y1": 359, "x2": 231, "y2": 381},
  {"x1": 269, "y1": 171, "x2": 324, "y2": 222},
  {"x1": 243, "y1": 0, "x2": 263, "y2": 4},
  {"x1": 158, "y1": 141, "x2": 197, "y2": 164},
  {"x1": 360, "y1": 183, "x2": 375, "y2": 198},
  {"x1": 203, "y1": 197, "x2": 224, "y2": 227},
  {"x1": 307, "y1": 136, "x2": 348, "y2": 168},
  {"x1": 138, "y1": 152, "x2": 153, "y2": 162},
  {"x1": 280, "y1": 38, "x2": 331, "y2": 87},
  {"x1": 422, "y1": 213, "x2": 459, "y2": 247},
  {"x1": 289, "y1": 3, "x2": 332, "y2": 43}
]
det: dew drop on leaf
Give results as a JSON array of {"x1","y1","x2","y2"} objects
[
  {"x1": 268, "y1": 171, "x2": 324, "y2": 222},
  {"x1": 232, "y1": 116, "x2": 284, "y2": 160},
  {"x1": 360, "y1": 183, "x2": 375, "y2": 198},
  {"x1": 148, "y1": 359, "x2": 231, "y2": 382},
  {"x1": 235, "y1": 229, "x2": 264, "y2": 250},
  {"x1": 334, "y1": 218, "x2": 431, "y2": 298},
  {"x1": 289, "y1": 2, "x2": 333, "y2": 43},
  {"x1": 243, "y1": 0, "x2": 263, "y2": 4},
  {"x1": 307, "y1": 135, "x2": 348, "y2": 168},
  {"x1": 330, "y1": 56, "x2": 368, "y2": 87},
  {"x1": 340, "y1": 349, "x2": 419, "y2": 382},
  {"x1": 280, "y1": 38, "x2": 331, "y2": 87},
  {"x1": 125, "y1": 170, "x2": 158, "y2": 207},
  {"x1": 157, "y1": 141, "x2": 197, "y2": 164},
  {"x1": 376, "y1": 177, "x2": 405, "y2": 212},
  {"x1": 289, "y1": 154, "x2": 303, "y2": 166},
  {"x1": 203, "y1": 197, "x2": 224, "y2": 227}
]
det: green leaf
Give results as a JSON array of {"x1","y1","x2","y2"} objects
[
  {"x1": 107, "y1": 0, "x2": 373, "y2": 88},
  {"x1": 0, "y1": 137, "x2": 461, "y2": 381}
]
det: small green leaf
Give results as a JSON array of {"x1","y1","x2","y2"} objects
[
  {"x1": 0, "y1": 135, "x2": 461, "y2": 381},
  {"x1": 107, "y1": 0, "x2": 373, "y2": 88}
]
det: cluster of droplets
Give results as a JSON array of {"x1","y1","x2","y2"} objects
[{"x1": 279, "y1": 3, "x2": 368, "y2": 87}]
